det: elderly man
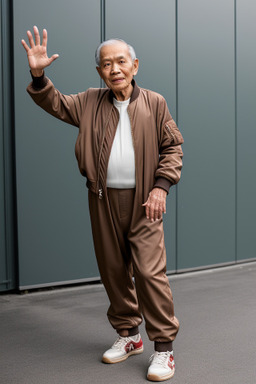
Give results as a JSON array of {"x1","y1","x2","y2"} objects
[{"x1": 22, "y1": 26, "x2": 184, "y2": 382}]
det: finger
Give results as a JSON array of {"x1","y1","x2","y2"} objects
[
  {"x1": 49, "y1": 54, "x2": 59, "y2": 64},
  {"x1": 144, "y1": 204, "x2": 149, "y2": 220},
  {"x1": 154, "y1": 203, "x2": 161, "y2": 221},
  {"x1": 42, "y1": 28, "x2": 47, "y2": 47},
  {"x1": 152, "y1": 202, "x2": 157, "y2": 221},
  {"x1": 156, "y1": 207, "x2": 161, "y2": 221},
  {"x1": 151, "y1": 194, "x2": 159, "y2": 221},
  {"x1": 159, "y1": 204, "x2": 164, "y2": 219},
  {"x1": 142, "y1": 196, "x2": 149, "y2": 207},
  {"x1": 156, "y1": 196, "x2": 166, "y2": 218},
  {"x1": 27, "y1": 30, "x2": 35, "y2": 48},
  {"x1": 163, "y1": 198, "x2": 166, "y2": 214},
  {"x1": 33, "y1": 25, "x2": 40, "y2": 45},
  {"x1": 150, "y1": 204, "x2": 155, "y2": 222},
  {"x1": 148, "y1": 198, "x2": 155, "y2": 222},
  {"x1": 21, "y1": 39, "x2": 30, "y2": 53}
]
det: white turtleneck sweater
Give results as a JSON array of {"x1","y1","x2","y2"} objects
[{"x1": 106, "y1": 97, "x2": 136, "y2": 188}]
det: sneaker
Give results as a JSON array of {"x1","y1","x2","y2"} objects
[
  {"x1": 102, "y1": 334, "x2": 143, "y2": 364},
  {"x1": 147, "y1": 351, "x2": 175, "y2": 382}
]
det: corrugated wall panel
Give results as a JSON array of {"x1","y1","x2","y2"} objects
[
  {"x1": 177, "y1": 0, "x2": 236, "y2": 269},
  {"x1": 0, "y1": 0, "x2": 16, "y2": 292},
  {"x1": 13, "y1": 0, "x2": 101, "y2": 288},
  {"x1": 236, "y1": 0, "x2": 256, "y2": 261},
  {"x1": 0, "y1": 1, "x2": 7, "y2": 290}
]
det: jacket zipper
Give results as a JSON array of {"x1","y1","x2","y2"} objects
[
  {"x1": 98, "y1": 187, "x2": 103, "y2": 199},
  {"x1": 96, "y1": 107, "x2": 114, "y2": 199},
  {"x1": 127, "y1": 108, "x2": 137, "y2": 189}
]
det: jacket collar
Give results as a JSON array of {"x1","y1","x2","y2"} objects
[{"x1": 108, "y1": 79, "x2": 140, "y2": 104}]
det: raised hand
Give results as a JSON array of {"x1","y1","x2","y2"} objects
[{"x1": 21, "y1": 25, "x2": 59, "y2": 77}]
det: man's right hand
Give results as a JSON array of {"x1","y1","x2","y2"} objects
[{"x1": 21, "y1": 25, "x2": 59, "y2": 77}]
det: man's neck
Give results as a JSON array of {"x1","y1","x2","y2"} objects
[{"x1": 112, "y1": 83, "x2": 133, "y2": 101}]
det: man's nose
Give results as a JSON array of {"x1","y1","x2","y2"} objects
[{"x1": 111, "y1": 63, "x2": 120, "y2": 74}]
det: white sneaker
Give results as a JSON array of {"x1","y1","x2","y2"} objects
[
  {"x1": 102, "y1": 334, "x2": 144, "y2": 364},
  {"x1": 147, "y1": 351, "x2": 175, "y2": 382}
]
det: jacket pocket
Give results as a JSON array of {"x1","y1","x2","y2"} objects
[{"x1": 164, "y1": 119, "x2": 184, "y2": 145}]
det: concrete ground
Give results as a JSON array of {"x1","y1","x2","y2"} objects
[{"x1": 1, "y1": 262, "x2": 256, "y2": 384}]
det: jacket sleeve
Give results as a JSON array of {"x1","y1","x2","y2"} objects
[
  {"x1": 26, "y1": 74, "x2": 88, "y2": 127},
  {"x1": 154, "y1": 97, "x2": 184, "y2": 192}
]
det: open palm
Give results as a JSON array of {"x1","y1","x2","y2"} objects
[{"x1": 21, "y1": 26, "x2": 59, "y2": 76}]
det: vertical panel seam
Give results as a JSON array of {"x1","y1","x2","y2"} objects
[
  {"x1": 175, "y1": 0, "x2": 179, "y2": 272},
  {"x1": 100, "y1": 0, "x2": 106, "y2": 42},
  {"x1": 234, "y1": 0, "x2": 237, "y2": 263},
  {"x1": 1, "y1": 0, "x2": 10, "y2": 290},
  {"x1": 1, "y1": 0, "x2": 18, "y2": 290},
  {"x1": 9, "y1": 0, "x2": 19, "y2": 289},
  {"x1": 100, "y1": 0, "x2": 106, "y2": 88}
]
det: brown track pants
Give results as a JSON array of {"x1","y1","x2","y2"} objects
[{"x1": 88, "y1": 187, "x2": 179, "y2": 343}]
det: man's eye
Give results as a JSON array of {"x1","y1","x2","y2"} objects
[
  {"x1": 104, "y1": 63, "x2": 110, "y2": 68},
  {"x1": 120, "y1": 60, "x2": 125, "y2": 64}
]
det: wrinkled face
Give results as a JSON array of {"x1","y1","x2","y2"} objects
[{"x1": 96, "y1": 42, "x2": 139, "y2": 96}]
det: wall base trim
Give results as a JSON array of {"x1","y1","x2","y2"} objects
[
  {"x1": 167, "y1": 258, "x2": 256, "y2": 276},
  {"x1": 18, "y1": 258, "x2": 256, "y2": 292},
  {"x1": 19, "y1": 276, "x2": 101, "y2": 292}
]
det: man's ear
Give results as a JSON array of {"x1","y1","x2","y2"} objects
[
  {"x1": 96, "y1": 66, "x2": 103, "y2": 79},
  {"x1": 133, "y1": 58, "x2": 139, "y2": 76}
]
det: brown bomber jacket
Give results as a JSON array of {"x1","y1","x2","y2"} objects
[{"x1": 27, "y1": 75, "x2": 184, "y2": 202}]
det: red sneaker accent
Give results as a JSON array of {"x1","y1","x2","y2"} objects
[
  {"x1": 168, "y1": 358, "x2": 175, "y2": 369},
  {"x1": 125, "y1": 339, "x2": 143, "y2": 353}
]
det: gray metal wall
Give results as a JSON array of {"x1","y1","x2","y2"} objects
[
  {"x1": 177, "y1": 0, "x2": 236, "y2": 269},
  {"x1": 236, "y1": 0, "x2": 256, "y2": 261},
  {"x1": 13, "y1": 0, "x2": 100, "y2": 289},
  {"x1": 1, "y1": 0, "x2": 255, "y2": 291},
  {"x1": 0, "y1": 0, "x2": 16, "y2": 291}
]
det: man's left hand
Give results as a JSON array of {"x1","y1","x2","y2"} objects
[{"x1": 142, "y1": 188, "x2": 167, "y2": 222}]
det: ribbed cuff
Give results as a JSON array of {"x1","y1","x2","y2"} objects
[
  {"x1": 154, "y1": 341, "x2": 173, "y2": 352},
  {"x1": 128, "y1": 326, "x2": 139, "y2": 336},
  {"x1": 153, "y1": 177, "x2": 172, "y2": 194},
  {"x1": 30, "y1": 71, "x2": 48, "y2": 90},
  {"x1": 117, "y1": 326, "x2": 139, "y2": 337}
]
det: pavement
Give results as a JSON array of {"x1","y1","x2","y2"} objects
[{"x1": 0, "y1": 262, "x2": 256, "y2": 384}]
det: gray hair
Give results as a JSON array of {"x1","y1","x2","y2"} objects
[{"x1": 95, "y1": 39, "x2": 136, "y2": 66}]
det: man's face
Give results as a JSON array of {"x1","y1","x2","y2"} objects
[{"x1": 96, "y1": 42, "x2": 139, "y2": 96}]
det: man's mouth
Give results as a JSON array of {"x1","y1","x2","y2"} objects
[{"x1": 112, "y1": 78, "x2": 124, "y2": 84}]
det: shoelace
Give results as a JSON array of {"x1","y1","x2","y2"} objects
[
  {"x1": 113, "y1": 337, "x2": 131, "y2": 351},
  {"x1": 149, "y1": 351, "x2": 173, "y2": 365}
]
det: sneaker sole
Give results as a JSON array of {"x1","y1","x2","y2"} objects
[
  {"x1": 102, "y1": 346, "x2": 144, "y2": 364},
  {"x1": 147, "y1": 367, "x2": 175, "y2": 382}
]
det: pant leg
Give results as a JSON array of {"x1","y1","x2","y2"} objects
[
  {"x1": 128, "y1": 194, "x2": 179, "y2": 343},
  {"x1": 88, "y1": 188, "x2": 142, "y2": 332}
]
